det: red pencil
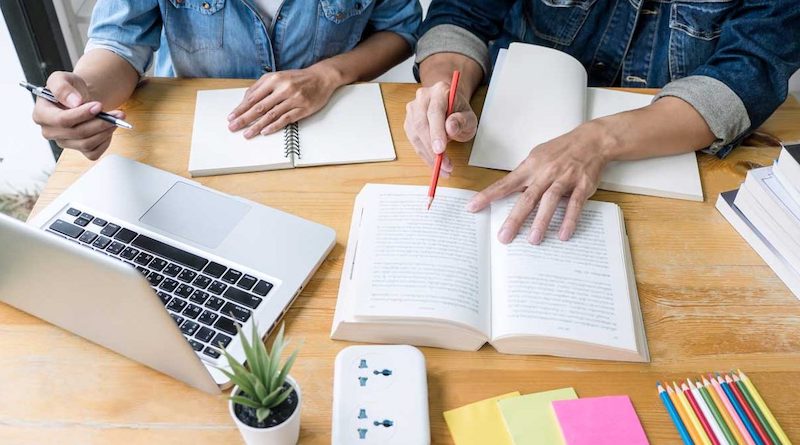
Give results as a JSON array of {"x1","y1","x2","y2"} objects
[
  {"x1": 682, "y1": 382, "x2": 720, "y2": 445},
  {"x1": 726, "y1": 374, "x2": 773, "y2": 445},
  {"x1": 427, "y1": 70, "x2": 460, "y2": 210}
]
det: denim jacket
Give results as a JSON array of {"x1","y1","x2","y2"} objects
[
  {"x1": 416, "y1": 0, "x2": 800, "y2": 158},
  {"x1": 86, "y1": 0, "x2": 421, "y2": 79}
]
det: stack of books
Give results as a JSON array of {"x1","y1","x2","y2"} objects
[{"x1": 716, "y1": 142, "x2": 800, "y2": 299}]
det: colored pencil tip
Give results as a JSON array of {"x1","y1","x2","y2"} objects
[{"x1": 426, "y1": 197, "x2": 433, "y2": 210}]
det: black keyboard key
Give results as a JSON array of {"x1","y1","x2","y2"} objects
[
  {"x1": 195, "y1": 326, "x2": 215, "y2": 343},
  {"x1": 175, "y1": 284, "x2": 194, "y2": 298},
  {"x1": 134, "y1": 252, "x2": 154, "y2": 266},
  {"x1": 237, "y1": 274, "x2": 257, "y2": 291},
  {"x1": 74, "y1": 217, "x2": 90, "y2": 227},
  {"x1": 208, "y1": 281, "x2": 227, "y2": 295},
  {"x1": 167, "y1": 298, "x2": 187, "y2": 312},
  {"x1": 223, "y1": 286, "x2": 263, "y2": 309},
  {"x1": 203, "y1": 347, "x2": 221, "y2": 359},
  {"x1": 170, "y1": 313, "x2": 184, "y2": 325},
  {"x1": 92, "y1": 218, "x2": 107, "y2": 227},
  {"x1": 177, "y1": 269, "x2": 197, "y2": 283},
  {"x1": 183, "y1": 304, "x2": 202, "y2": 319},
  {"x1": 149, "y1": 258, "x2": 167, "y2": 272},
  {"x1": 222, "y1": 269, "x2": 242, "y2": 284},
  {"x1": 120, "y1": 247, "x2": 139, "y2": 260},
  {"x1": 147, "y1": 272, "x2": 165, "y2": 287},
  {"x1": 205, "y1": 296, "x2": 225, "y2": 310},
  {"x1": 78, "y1": 231, "x2": 98, "y2": 244},
  {"x1": 157, "y1": 291, "x2": 171, "y2": 305},
  {"x1": 212, "y1": 332, "x2": 232, "y2": 349},
  {"x1": 115, "y1": 228, "x2": 137, "y2": 243},
  {"x1": 160, "y1": 278, "x2": 179, "y2": 292},
  {"x1": 136, "y1": 266, "x2": 149, "y2": 276},
  {"x1": 163, "y1": 263, "x2": 182, "y2": 277},
  {"x1": 80, "y1": 212, "x2": 94, "y2": 221},
  {"x1": 66, "y1": 208, "x2": 81, "y2": 216},
  {"x1": 253, "y1": 280, "x2": 273, "y2": 296},
  {"x1": 131, "y1": 234, "x2": 208, "y2": 271},
  {"x1": 92, "y1": 235, "x2": 111, "y2": 249},
  {"x1": 180, "y1": 320, "x2": 200, "y2": 336},
  {"x1": 190, "y1": 290, "x2": 209, "y2": 304},
  {"x1": 203, "y1": 262, "x2": 226, "y2": 278},
  {"x1": 221, "y1": 302, "x2": 251, "y2": 323},
  {"x1": 49, "y1": 219, "x2": 83, "y2": 239},
  {"x1": 198, "y1": 310, "x2": 218, "y2": 325},
  {"x1": 192, "y1": 275, "x2": 212, "y2": 290},
  {"x1": 214, "y1": 316, "x2": 239, "y2": 336},
  {"x1": 106, "y1": 241, "x2": 125, "y2": 254},
  {"x1": 101, "y1": 223, "x2": 120, "y2": 237},
  {"x1": 188, "y1": 339, "x2": 204, "y2": 352}
]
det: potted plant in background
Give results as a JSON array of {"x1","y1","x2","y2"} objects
[{"x1": 219, "y1": 323, "x2": 301, "y2": 445}]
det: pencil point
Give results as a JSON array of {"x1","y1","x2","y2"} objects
[{"x1": 426, "y1": 197, "x2": 433, "y2": 210}]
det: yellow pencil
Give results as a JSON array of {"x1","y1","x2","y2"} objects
[
  {"x1": 675, "y1": 381, "x2": 712, "y2": 445},
  {"x1": 738, "y1": 370, "x2": 791, "y2": 445},
  {"x1": 668, "y1": 382, "x2": 704, "y2": 445},
  {"x1": 704, "y1": 376, "x2": 746, "y2": 445}
]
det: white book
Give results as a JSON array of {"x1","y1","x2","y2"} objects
[
  {"x1": 331, "y1": 184, "x2": 649, "y2": 362},
  {"x1": 716, "y1": 190, "x2": 800, "y2": 299},
  {"x1": 774, "y1": 143, "x2": 800, "y2": 206},
  {"x1": 188, "y1": 83, "x2": 396, "y2": 177},
  {"x1": 471, "y1": 43, "x2": 703, "y2": 201}
]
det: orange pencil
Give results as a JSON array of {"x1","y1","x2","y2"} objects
[
  {"x1": 668, "y1": 382, "x2": 704, "y2": 444},
  {"x1": 427, "y1": 70, "x2": 460, "y2": 210}
]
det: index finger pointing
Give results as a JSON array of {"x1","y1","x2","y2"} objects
[{"x1": 467, "y1": 170, "x2": 526, "y2": 213}]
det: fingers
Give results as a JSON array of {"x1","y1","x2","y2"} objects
[
  {"x1": 467, "y1": 169, "x2": 527, "y2": 213},
  {"x1": 228, "y1": 75, "x2": 275, "y2": 125},
  {"x1": 427, "y1": 87, "x2": 449, "y2": 155},
  {"x1": 254, "y1": 104, "x2": 302, "y2": 137},
  {"x1": 526, "y1": 182, "x2": 567, "y2": 244},
  {"x1": 55, "y1": 126, "x2": 116, "y2": 160},
  {"x1": 229, "y1": 89, "x2": 283, "y2": 132},
  {"x1": 497, "y1": 182, "x2": 547, "y2": 244},
  {"x1": 445, "y1": 110, "x2": 478, "y2": 142},
  {"x1": 46, "y1": 71, "x2": 90, "y2": 108},
  {"x1": 558, "y1": 187, "x2": 590, "y2": 241},
  {"x1": 404, "y1": 95, "x2": 434, "y2": 167}
]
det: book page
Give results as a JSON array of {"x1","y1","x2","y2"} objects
[
  {"x1": 294, "y1": 83, "x2": 396, "y2": 167},
  {"x1": 489, "y1": 195, "x2": 637, "y2": 351},
  {"x1": 350, "y1": 184, "x2": 491, "y2": 335}
]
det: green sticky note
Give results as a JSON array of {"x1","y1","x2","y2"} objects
[{"x1": 498, "y1": 388, "x2": 579, "y2": 445}]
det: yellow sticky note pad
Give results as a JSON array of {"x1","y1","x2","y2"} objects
[
  {"x1": 444, "y1": 392, "x2": 520, "y2": 445},
  {"x1": 498, "y1": 388, "x2": 578, "y2": 445}
]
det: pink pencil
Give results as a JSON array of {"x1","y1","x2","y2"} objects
[{"x1": 711, "y1": 374, "x2": 755, "y2": 445}]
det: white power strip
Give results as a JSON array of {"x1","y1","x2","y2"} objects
[{"x1": 331, "y1": 345, "x2": 430, "y2": 445}]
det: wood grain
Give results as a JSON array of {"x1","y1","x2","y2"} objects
[{"x1": 5, "y1": 78, "x2": 799, "y2": 444}]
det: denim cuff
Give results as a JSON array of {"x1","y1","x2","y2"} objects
[
  {"x1": 415, "y1": 24, "x2": 490, "y2": 76},
  {"x1": 654, "y1": 75, "x2": 751, "y2": 158},
  {"x1": 85, "y1": 38, "x2": 153, "y2": 77}
]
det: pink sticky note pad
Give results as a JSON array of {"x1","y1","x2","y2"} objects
[{"x1": 552, "y1": 395, "x2": 649, "y2": 445}]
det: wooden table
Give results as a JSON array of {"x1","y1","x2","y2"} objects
[{"x1": 5, "y1": 78, "x2": 799, "y2": 444}]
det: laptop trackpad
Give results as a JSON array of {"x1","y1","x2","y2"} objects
[{"x1": 139, "y1": 182, "x2": 250, "y2": 249}]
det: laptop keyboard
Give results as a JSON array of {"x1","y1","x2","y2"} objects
[{"x1": 47, "y1": 207, "x2": 275, "y2": 363}]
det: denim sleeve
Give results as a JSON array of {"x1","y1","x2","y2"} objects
[
  {"x1": 367, "y1": 0, "x2": 423, "y2": 49},
  {"x1": 655, "y1": 1, "x2": 800, "y2": 158},
  {"x1": 84, "y1": 0, "x2": 163, "y2": 76}
]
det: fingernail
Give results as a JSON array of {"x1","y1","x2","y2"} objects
[
  {"x1": 498, "y1": 227, "x2": 514, "y2": 244},
  {"x1": 432, "y1": 139, "x2": 445, "y2": 154},
  {"x1": 528, "y1": 228, "x2": 543, "y2": 245},
  {"x1": 244, "y1": 130, "x2": 254, "y2": 139},
  {"x1": 89, "y1": 102, "x2": 102, "y2": 114},
  {"x1": 65, "y1": 93, "x2": 81, "y2": 108},
  {"x1": 228, "y1": 122, "x2": 239, "y2": 131},
  {"x1": 443, "y1": 158, "x2": 453, "y2": 171},
  {"x1": 227, "y1": 113, "x2": 235, "y2": 121},
  {"x1": 261, "y1": 128, "x2": 271, "y2": 136},
  {"x1": 559, "y1": 227, "x2": 573, "y2": 241},
  {"x1": 465, "y1": 200, "x2": 478, "y2": 212}
]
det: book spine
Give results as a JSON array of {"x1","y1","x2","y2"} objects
[{"x1": 284, "y1": 122, "x2": 300, "y2": 159}]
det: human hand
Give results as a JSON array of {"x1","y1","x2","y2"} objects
[
  {"x1": 404, "y1": 80, "x2": 477, "y2": 177},
  {"x1": 31, "y1": 71, "x2": 124, "y2": 160},
  {"x1": 227, "y1": 65, "x2": 341, "y2": 138},
  {"x1": 467, "y1": 121, "x2": 616, "y2": 244}
]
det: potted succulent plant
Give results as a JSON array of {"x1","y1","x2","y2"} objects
[{"x1": 219, "y1": 323, "x2": 301, "y2": 445}]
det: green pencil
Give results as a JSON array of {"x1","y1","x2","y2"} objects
[
  {"x1": 733, "y1": 374, "x2": 781, "y2": 445},
  {"x1": 696, "y1": 379, "x2": 738, "y2": 445}
]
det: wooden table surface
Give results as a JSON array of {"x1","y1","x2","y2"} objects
[{"x1": 5, "y1": 78, "x2": 800, "y2": 444}]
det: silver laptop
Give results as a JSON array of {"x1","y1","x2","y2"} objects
[{"x1": 0, "y1": 155, "x2": 335, "y2": 393}]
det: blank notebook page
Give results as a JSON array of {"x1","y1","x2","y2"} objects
[{"x1": 552, "y1": 395, "x2": 649, "y2": 445}]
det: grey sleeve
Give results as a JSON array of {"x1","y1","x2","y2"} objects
[
  {"x1": 414, "y1": 24, "x2": 491, "y2": 76},
  {"x1": 654, "y1": 75, "x2": 751, "y2": 155}
]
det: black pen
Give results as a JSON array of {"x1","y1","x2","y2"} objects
[{"x1": 19, "y1": 81, "x2": 133, "y2": 129}]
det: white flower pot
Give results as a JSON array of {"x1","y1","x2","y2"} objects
[{"x1": 229, "y1": 375, "x2": 301, "y2": 445}]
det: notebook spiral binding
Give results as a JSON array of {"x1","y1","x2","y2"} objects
[{"x1": 284, "y1": 122, "x2": 301, "y2": 159}]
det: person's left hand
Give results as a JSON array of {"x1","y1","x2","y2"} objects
[{"x1": 227, "y1": 65, "x2": 340, "y2": 138}]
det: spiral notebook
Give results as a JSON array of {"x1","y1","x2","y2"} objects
[{"x1": 188, "y1": 83, "x2": 396, "y2": 177}]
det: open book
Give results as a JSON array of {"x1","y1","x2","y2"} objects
[
  {"x1": 188, "y1": 83, "x2": 395, "y2": 177},
  {"x1": 471, "y1": 43, "x2": 702, "y2": 201},
  {"x1": 331, "y1": 184, "x2": 649, "y2": 362}
]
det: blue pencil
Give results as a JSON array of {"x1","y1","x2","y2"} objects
[
  {"x1": 658, "y1": 382, "x2": 694, "y2": 445},
  {"x1": 718, "y1": 374, "x2": 763, "y2": 445}
]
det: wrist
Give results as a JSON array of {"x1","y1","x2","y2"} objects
[
  {"x1": 309, "y1": 60, "x2": 350, "y2": 91},
  {"x1": 583, "y1": 115, "x2": 630, "y2": 164}
]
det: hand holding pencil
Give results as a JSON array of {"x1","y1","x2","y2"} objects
[{"x1": 427, "y1": 70, "x2": 461, "y2": 210}]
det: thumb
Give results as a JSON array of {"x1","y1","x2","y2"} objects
[
  {"x1": 46, "y1": 71, "x2": 90, "y2": 109},
  {"x1": 445, "y1": 110, "x2": 478, "y2": 142}
]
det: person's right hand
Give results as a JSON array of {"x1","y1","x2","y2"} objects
[
  {"x1": 32, "y1": 71, "x2": 125, "y2": 160},
  {"x1": 404, "y1": 81, "x2": 478, "y2": 177}
]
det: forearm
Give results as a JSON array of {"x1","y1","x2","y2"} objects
[
  {"x1": 310, "y1": 32, "x2": 411, "y2": 86},
  {"x1": 73, "y1": 49, "x2": 139, "y2": 109},
  {"x1": 418, "y1": 52, "x2": 483, "y2": 97}
]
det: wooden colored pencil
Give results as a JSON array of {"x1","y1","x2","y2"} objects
[
  {"x1": 705, "y1": 376, "x2": 749, "y2": 445},
  {"x1": 725, "y1": 374, "x2": 773, "y2": 445},
  {"x1": 738, "y1": 370, "x2": 791, "y2": 445},
  {"x1": 733, "y1": 374, "x2": 781, "y2": 445},
  {"x1": 670, "y1": 382, "x2": 705, "y2": 445},
  {"x1": 659, "y1": 382, "x2": 694, "y2": 445},
  {"x1": 688, "y1": 379, "x2": 727, "y2": 445},
  {"x1": 719, "y1": 374, "x2": 765, "y2": 445},
  {"x1": 714, "y1": 374, "x2": 757, "y2": 445},
  {"x1": 696, "y1": 379, "x2": 738, "y2": 445},
  {"x1": 684, "y1": 381, "x2": 721, "y2": 445},
  {"x1": 677, "y1": 381, "x2": 713, "y2": 445}
]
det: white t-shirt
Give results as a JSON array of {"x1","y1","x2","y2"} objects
[{"x1": 253, "y1": 0, "x2": 282, "y2": 29}]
